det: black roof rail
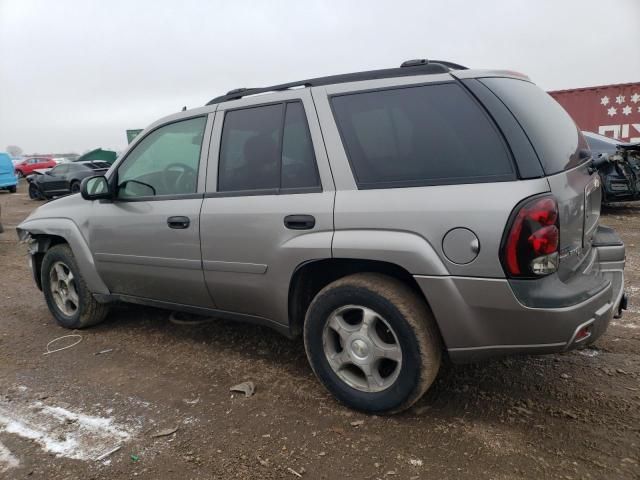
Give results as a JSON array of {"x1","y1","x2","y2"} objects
[{"x1": 205, "y1": 59, "x2": 468, "y2": 105}]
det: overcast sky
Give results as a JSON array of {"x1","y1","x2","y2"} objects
[{"x1": 1, "y1": 0, "x2": 639, "y2": 154}]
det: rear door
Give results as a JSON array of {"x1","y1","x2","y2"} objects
[
  {"x1": 480, "y1": 77, "x2": 599, "y2": 276},
  {"x1": 200, "y1": 90, "x2": 334, "y2": 325}
]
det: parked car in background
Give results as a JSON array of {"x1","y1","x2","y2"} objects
[
  {"x1": 0, "y1": 152, "x2": 18, "y2": 193},
  {"x1": 17, "y1": 60, "x2": 627, "y2": 414},
  {"x1": 14, "y1": 156, "x2": 57, "y2": 178},
  {"x1": 26, "y1": 161, "x2": 111, "y2": 199},
  {"x1": 583, "y1": 131, "x2": 640, "y2": 203}
]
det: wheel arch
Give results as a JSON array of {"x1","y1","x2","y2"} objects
[
  {"x1": 288, "y1": 258, "x2": 440, "y2": 339},
  {"x1": 17, "y1": 219, "x2": 110, "y2": 294}
]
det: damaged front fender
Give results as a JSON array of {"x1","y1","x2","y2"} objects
[{"x1": 16, "y1": 218, "x2": 110, "y2": 295}]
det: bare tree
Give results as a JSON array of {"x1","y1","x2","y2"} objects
[{"x1": 6, "y1": 145, "x2": 23, "y2": 157}]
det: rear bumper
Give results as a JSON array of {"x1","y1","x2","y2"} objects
[{"x1": 416, "y1": 226, "x2": 626, "y2": 363}]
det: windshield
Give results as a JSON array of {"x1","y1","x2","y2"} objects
[{"x1": 481, "y1": 78, "x2": 590, "y2": 175}]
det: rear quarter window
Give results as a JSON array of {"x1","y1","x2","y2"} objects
[
  {"x1": 330, "y1": 83, "x2": 515, "y2": 188},
  {"x1": 480, "y1": 78, "x2": 590, "y2": 175}
]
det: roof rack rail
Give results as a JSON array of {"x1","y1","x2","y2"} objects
[{"x1": 205, "y1": 59, "x2": 468, "y2": 105}]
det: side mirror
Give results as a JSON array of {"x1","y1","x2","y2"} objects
[{"x1": 80, "y1": 175, "x2": 111, "y2": 200}]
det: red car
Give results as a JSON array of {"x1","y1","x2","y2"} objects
[{"x1": 14, "y1": 157, "x2": 57, "y2": 178}]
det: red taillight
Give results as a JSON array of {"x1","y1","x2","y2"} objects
[
  {"x1": 528, "y1": 225, "x2": 559, "y2": 255},
  {"x1": 502, "y1": 196, "x2": 560, "y2": 278}
]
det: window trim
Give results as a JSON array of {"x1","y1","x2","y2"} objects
[
  {"x1": 112, "y1": 114, "x2": 208, "y2": 202},
  {"x1": 328, "y1": 81, "x2": 518, "y2": 190},
  {"x1": 216, "y1": 100, "x2": 323, "y2": 196}
]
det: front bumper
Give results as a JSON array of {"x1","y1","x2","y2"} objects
[{"x1": 415, "y1": 226, "x2": 626, "y2": 363}]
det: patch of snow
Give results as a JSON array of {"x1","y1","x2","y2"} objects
[
  {"x1": 0, "y1": 440, "x2": 19, "y2": 472},
  {"x1": 0, "y1": 400, "x2": 135, "y2": 461}
]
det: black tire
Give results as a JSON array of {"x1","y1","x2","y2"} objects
[
  {"x1": 8, "y1": 185, "x2": 16, "y2": 193},
  {"x1": 28, "y1": 183, "x2": 41, "y2": 200},
  {"x1": 304, "y1": 273, "x2": 441, "y2": 414},
  {"x1": 70, "y1": 180, "x2": 81, "y2": 194},
  {"x1": 41, "y1": 244, "x2": 109, "y2": 329}
]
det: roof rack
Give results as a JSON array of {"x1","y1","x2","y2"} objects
[{"x1": 206, "y1": 59, "x2": 467, "y2": 105}]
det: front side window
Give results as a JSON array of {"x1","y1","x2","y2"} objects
[
  {"x1": 218, "y1": 101, "x2": 320, "y2": 192},
  {"x1": 117, "y1": 117, "x2": 207, "y2": 198},
  {"x1": 331, "y1": 83, "x2": 514, "y2": 188}
]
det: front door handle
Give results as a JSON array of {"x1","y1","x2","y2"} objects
[
  {"x1": 284, "y1": 214, "x2": 315, "y2": 230},
  {"x1": 167, "y1": 216, "x2": 190, "y2": 229}
]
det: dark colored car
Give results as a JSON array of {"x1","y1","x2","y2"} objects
[
  {"x1": 14, "y1": 156, "x2": 57, "y2": 177},
  {"x1": 27, "y1": 161, "x2": 110, "y2": 199},
  {"x1": 583, "y1": 131, "x2": 640, "y2": 203}
]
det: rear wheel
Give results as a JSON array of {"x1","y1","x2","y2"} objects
[
  {"x1": 70, "y1": 181, "x2": 81, "y2": 194},
  {"x1": 8, "y1": 185, "x2": 16, "y2": 193},
  {"x1": 304, "y1": 273, "x2": 441, "y2": 414},
  {"x1": 41, "y1": 244, "x2": 109, "y2": 329}
]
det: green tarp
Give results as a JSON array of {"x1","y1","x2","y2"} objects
[{"x1": 76, "y1": 148, "x2": 118, "y2": 164}]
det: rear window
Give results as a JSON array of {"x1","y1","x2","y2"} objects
[
  {"x1": 87, "y1": 161, "x2": 111, "y2": 170},
  {"x1": 330, "y1": 83, "x2": 514, "y2": 188},
  {"x1": 480, "y1": 78, "x2": 589, "y2": 175}
]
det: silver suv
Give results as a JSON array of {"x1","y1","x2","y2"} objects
[{"x1": 17, "y1": 60, "x2": 627, "y2": 414}]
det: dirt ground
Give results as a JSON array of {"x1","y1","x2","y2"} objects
[{"x1": 0, "y1": 182, "x2": 638, "y2": 480}]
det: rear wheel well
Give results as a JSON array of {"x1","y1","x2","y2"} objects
[
  {"x1": 288, "y1": 259, "x2": 429, "y2": 337},
  {"x1": 30, "y1": 235, "x2": 68, "y2": 290}
]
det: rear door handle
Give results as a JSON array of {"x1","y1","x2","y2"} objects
[
  {"x1": 167, "y1": 216, "x2": 190, "y2": 229},
  {"x1": 284, "y1": 214, "x2": 315, "y2": 230}
]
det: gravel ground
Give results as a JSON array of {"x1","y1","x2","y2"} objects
[{"x1": 0, "y1": 182, "x2": 639, "y2": 479}]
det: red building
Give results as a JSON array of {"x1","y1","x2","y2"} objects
[{"x1": 549, "y1": 82, "x2": 640, "y2": 143}]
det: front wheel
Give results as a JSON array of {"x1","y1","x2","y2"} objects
[
  {"x1": 28, "y1": 183, "x2": 42, "y2": 200},
  {"x1": 41, "y1": 244, "x2": 109, "y2": 329},
  {"x1": 70, "y1": 181, "x2": 81, "y2": 194},
  {"x1": 304, "y1": 273, "x2": 441, "y2": 414}
]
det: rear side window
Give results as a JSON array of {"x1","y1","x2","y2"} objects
[
  {"x1": 218, "y1": 101, "x2": 320, "y2": 192},
  {"x1": 481, "y1": 78, "x2": 589, "y2": 175},
  {"x1": 331, "y1": 83, "x2": 514, "y2": 188}
]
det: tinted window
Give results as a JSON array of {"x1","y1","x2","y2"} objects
[
  {"x1": 117, "y1": 116, "x2": 206, "y2": 198},
  {"x1": 218, "y1": 102, "x2": 320, "y2": 192},
  {"x1": 51, "y1": 164, "x2": 68, "y2": 175},
  {"x1": 281, "y1": 102, "x2": 320, "y2": 189},
  {"x1": 82, "y1": 161, "x2": 110, "y2": 170},
  {"x1": 331, "y1": 83, "x2": 514, "y2": 188},
  {"x1": 219, "y1": 104, "x2": 283, "y2": 191},
  {"x1": 481, "y1": 78, "x2": 589, "y2": 175}
]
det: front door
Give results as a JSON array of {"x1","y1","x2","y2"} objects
[
  {"x1": 200, "y1": 92, "x2": 335, "y2": 326},
  {"x1": 88, "y1": 115, "x2": 215, "y2": 307},
  {"x1": 39, "y1": 164, "x2": 74, "y2": 195}
]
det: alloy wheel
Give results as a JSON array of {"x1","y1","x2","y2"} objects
[
  {"x1": 49, "y1": 261, "x2": 80, "y2": 317},
  {"x1": 322, "y1": 305, "x2": 402, "y2": 393}
]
